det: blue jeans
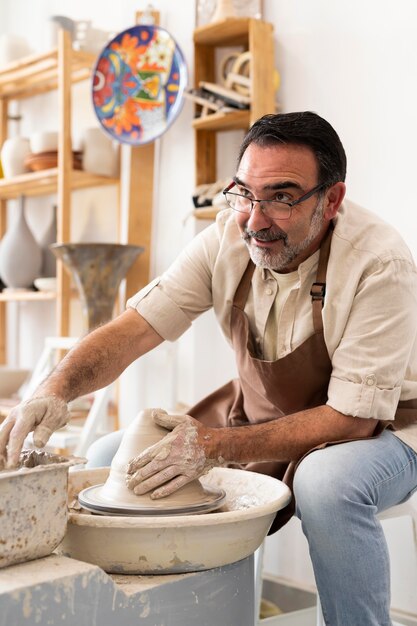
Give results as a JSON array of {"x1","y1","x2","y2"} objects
[{"x1": 293, "y1": 430, "x2": 417, "y2": 626}]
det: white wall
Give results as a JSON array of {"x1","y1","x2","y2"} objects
[{"x1": 2, "y1": 0, "x2": 417, "y2": 610}]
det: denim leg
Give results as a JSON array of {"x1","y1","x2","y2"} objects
[
  {"x1": 293, "y1": 430, "x2": 417, "y2": 626},
  {"x1": 85, "y1": 429, "x2": 125, "y2": 467}
]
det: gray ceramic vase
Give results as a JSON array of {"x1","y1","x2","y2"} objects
[
  {"x1": 0, "y1": 195, "x2": 42, "y2": 289},
  {"x1": 39, "y1": 205, "x2": 57, "y2": 278}
]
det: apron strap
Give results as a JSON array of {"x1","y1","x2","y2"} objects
[
  {"x1": 234, "y1": 224, "x2": 334, "y2": 328},
  {"x1": 311, "y1": 224, "x2": 334, "y2": 333}
]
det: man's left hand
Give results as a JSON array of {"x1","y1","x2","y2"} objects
[{"x1": 126, "y1": 409, "x2": 224, "y2": 499}]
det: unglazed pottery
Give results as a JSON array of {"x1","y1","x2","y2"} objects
[
  {"x1": 79, "y1": 409, "x2": 225, "y2": 514},
  {"x1": 51, "y1": 243, "x2": 143, "y2": 332},
  {"x1": 60, "y1": 466, "x2": 291, "y2": 574},
  {"x1": 0, "y1": 196, "x2": 42, "y2": 288}
]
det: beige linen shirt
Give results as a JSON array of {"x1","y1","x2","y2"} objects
[{"x1": 127, "y1": 200, "x2": 417, "y2": 452}]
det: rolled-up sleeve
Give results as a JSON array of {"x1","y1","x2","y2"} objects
[
  {"x1": 127, "y1": 277, "x2": 193, "y2": 340},
  {"x1": 327, "y1": 257, "x2": 417, "y2": 420}
]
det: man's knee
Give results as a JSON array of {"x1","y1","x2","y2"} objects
[{"x1": 293, "y1": 449, "x2": 350, "y2": 521}]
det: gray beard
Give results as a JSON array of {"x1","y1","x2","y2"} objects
[{"x1": 242, "y1": 199, "x2": 325, "y2": 271}]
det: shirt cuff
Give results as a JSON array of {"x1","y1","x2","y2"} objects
[
  {"x1": 126, "y1": 278, "x2": 192, "y2": 341},
  {"x1": 327, "y1": 374, "x2": 402, "y2": 420}
]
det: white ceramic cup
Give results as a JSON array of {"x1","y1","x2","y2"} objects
[
  {"x1": 29, "y1": 131, "x2": 59, "y2": 154},
  {"x1": 81, "y1": 127, "x2": 118, "y2": 177}
]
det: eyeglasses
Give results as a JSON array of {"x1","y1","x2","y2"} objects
[{"x1": 222, "y1": 181, "x2": 327, "y2": 221}]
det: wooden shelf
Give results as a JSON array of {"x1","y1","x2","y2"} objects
[
  {"x1": 193, "y1": 17, "x2": 275, "y2": 186},
  {"x1": 0, "y1": 48, "x2": 97, "y2": 100},
  {"x1": 0, "y1": 169, "x2": 119, "y2": 200},
  {"x1": 194, "y1": 18, "x2": 252, "y2": 46},
  {"x1": 0, "y1": 290, "x2": 56, "y2": 302},
  {"x1": 192, "y1": 109, "x2": 250, "y2": 131}
]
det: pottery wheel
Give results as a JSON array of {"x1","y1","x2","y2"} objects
[{"x1": 78, "y1": 483, "x2": 226, "y2": 516}]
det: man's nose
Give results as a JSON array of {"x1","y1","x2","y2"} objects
[{"x1": 246, "y1": 202, "x2": 273, "y2": 231}]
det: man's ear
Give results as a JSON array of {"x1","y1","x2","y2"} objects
[{"x1": 323, "y1": 182, "x2": 346, "y2": 220}]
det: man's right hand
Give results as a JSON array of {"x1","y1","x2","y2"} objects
[{"x1": 0, "y1": 395, "x2": 69, "y2": 469}]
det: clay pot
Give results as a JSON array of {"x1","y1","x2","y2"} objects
[
  {"x1": 98, "y1": 409, "x2": 209, "y2": 509},
  {"x1": 1, "y1": 137, "x2": 31, "y2": 178},
  {"x1": 0, "y1": 196, "x2": 42, "y2": 289}
]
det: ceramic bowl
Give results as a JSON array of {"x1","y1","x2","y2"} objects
[
  {"x1": 29, "y1": 131, "x2": 59, "y2": 154},
  {"x1": 34, "y1": 277, "x2": 57, "y2": 292},
  {"x1": 58, "y1": 466, "x2": 292, "y2": 574}
]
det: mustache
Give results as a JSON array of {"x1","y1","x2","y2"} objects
[{"x1": 242, "y1": 228, "x2": 288, "y2": 244}]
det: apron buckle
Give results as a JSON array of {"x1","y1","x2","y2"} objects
[{"x1": 310, "y1": 282, "x2": 326, "y2": 301}]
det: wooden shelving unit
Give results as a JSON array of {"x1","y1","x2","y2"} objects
[
  {"x1": 193, "y1": 17, "x2": 275, "y2": 188},
  {"x1": 0, "y1": 169, "x2": 119, "y2": 200},
  {"x1": 0, "y1": 30, "x2": 120, "y2": 363}
]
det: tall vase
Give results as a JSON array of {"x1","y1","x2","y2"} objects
[
  {"x1": 0, "y1": 195, "x2": 42, "y2": 289},
  {"x1": 39, "y1": 205, "x2": 57, "y2": 277},
  {"x1": 50, "y1": 243, "x2": 144, "y2": 332}
]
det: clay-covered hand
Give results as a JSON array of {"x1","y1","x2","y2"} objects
[
  {"x1": 0, "y1": 395, "x2": 69, "y2": 469},
  {"x1": 126, "y1": 409, "x2": 224, "y2": 499}
]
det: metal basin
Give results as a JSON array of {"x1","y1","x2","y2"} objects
[{"x1": 58, "y1": 466, "x2": 291, "y2": 574}]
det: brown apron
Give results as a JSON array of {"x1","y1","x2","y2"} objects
[{"x1": 188, "y1": 226, "x2": 416, "y2": 533}]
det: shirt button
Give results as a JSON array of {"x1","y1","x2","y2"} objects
[
  {"x1": 265, "y1": 288, "x2": 273, "y2": 296},
  {"x1": 365, "y1": 375, "x2": 376, "y2": 387}
]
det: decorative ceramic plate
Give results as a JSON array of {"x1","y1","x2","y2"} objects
[
  {"x1": 92, "y1": 25, "x2": 188, "y2": 145},
  {"x1": 78, "y1": 483, "x2": 226, "y2": 516}
]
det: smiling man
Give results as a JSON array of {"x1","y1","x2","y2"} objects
[{"x1": 2, "y1": 112, "x2": 417, "y2": 626}]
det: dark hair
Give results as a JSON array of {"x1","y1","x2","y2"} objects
[{"x1": 238, "y1": 111, "x2": 347, "y2": 186}]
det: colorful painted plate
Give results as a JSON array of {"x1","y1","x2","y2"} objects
[{"x1": 92, "y1": 25, "x2": 188, "y2": 145}]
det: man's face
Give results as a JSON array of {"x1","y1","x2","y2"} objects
[{"x1": 234, "y1": 143, "x2": 328, "y2": 272}]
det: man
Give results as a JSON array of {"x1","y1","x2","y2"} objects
[{"x1": 1, "y1": 112, "x2": 417, "y2": 625}]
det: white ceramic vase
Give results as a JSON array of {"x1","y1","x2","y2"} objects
[
  {"x1": 81, "y1": 128, "x2": 118, "y2": 177},
  {"x1": 0, "y1": 196, "x2": 42, "y2": 289},
  {"x1": 0, "y1": 137, "x2": 31, "y2": 178}
]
